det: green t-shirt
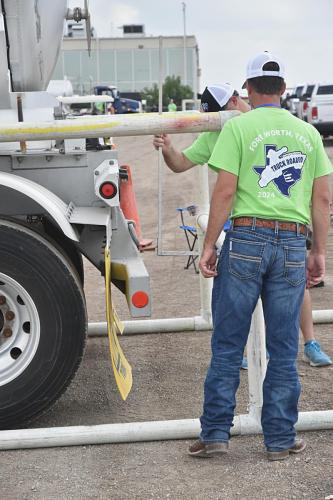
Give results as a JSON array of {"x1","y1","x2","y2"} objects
[
  {"x1": 209, "y1": 107, "x2": 333, "y2": 224},
  {"x1": 183, "y1": 131, "x2": 220, "y2": 172},
  {"x1": 168, "y1": 102, "x2": 177, "y2": 112}
]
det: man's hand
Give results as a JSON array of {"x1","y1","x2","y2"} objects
[
  {"x1": 153, "y1": 134, "x2": 171, "y2": 151},
  {"x1": 199, "y1": 170, "x2": 237, "y2": 278},
  {"x1": 153, "y1": 134, "x2": 195, "y2": 172},
  {"x1": 307, "y1": 252, "x2": 325, "y2": 288},
  {"x1": 199, "y1": 246, "x2": 218, "y2": 278}
]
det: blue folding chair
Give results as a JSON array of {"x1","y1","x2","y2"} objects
[{"x1": 176, "y1": 205, "x2": 199, "y2": 273}]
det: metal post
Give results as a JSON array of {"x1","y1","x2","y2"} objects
[
  {"x1": 157, "y1": 36, "x2": 164, "y2": 255},
  {"x1": 16, "y1": 95, "x2": 26, "y2": 153},
  {"x1": 195, "y1": 45, "x2": 200, "y2": 101},
  {"x1": 96, "y1": 37, "x2": 100, "y2": 84},
  {"x1": 195, "y1": 165, "x2": 212, "y2": 322},
  {"x1": 182, "y1": 2, "x2": 187, "y2": 85},
  {"x1": 158, "y1": 37, "x2": 163, "y2": 114}
]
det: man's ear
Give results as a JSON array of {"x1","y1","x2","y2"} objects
[
  {"x1": 246, "y1": 81, "x2": 253, "y2": 97},
  {"x1": 227, "y1": 96, "x2": 238, "y2": 109},
  {"x1": 280, "y1": 81, "x2": 287, "y2": 96}
]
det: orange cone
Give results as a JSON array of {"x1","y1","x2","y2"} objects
[{"x1": 119, "y1": 165, "x2": 155, "y2": 252}]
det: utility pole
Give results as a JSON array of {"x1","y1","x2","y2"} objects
[
  {"x1": 158, "y1": 36, "x2": 163, "y2": 113},
  {"x1": 182, "y1": 2, "x2": 187, "y2": 85}
]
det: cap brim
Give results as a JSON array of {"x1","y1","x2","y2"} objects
[{"x1": 242, "y1": 80, "x2": 247, "y2": 89}]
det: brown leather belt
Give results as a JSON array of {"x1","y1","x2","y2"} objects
[{"x1": 232, "y1": 217, "x2": 308, "y2": 236}]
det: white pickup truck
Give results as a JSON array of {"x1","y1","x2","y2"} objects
[
  {"x1": 296, "y1": 84, "x2": 315, "y2": 120},
  {"x1": 287, "y1": 84, "x2": 305, "y2": 116},
  {"x1": 305, "y1": 83, "x2": 333, "y2": 137}
]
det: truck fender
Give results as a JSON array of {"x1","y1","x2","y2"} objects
[{"x1": 0, "y1": 171, "x2": 79, "y2": 242}]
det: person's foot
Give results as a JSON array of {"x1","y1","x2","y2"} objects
[
  {"x1": 188, "y1": 440, "x2": 228, "y2": 457},
  {"x1": 304, "y1": 340, "x2": 332, "y2": 367},
  {"x1": 241, "y1": 357, "x2": 248, "y2": 370},
  {"x1": 267, "y1": 439, "x2": 306, "y2": 461}
]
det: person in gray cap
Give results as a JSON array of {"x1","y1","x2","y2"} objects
[{"x1": 190, "y1": 51, "x2": 333, "y2": 460}]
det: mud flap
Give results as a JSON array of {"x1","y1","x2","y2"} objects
[{"x1": 104, "y1": 248, "x2": 132, "y2": 400}]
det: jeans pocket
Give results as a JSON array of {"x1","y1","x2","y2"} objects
[
  {"x1": 284, "y1": 246, "x2": 306, "y2": 286},
  {"x1": 229, "y1": 237, "x2": 265, "y2": 280}
]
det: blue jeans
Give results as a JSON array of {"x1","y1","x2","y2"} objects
[{"x1": 200, "y1": 224, "x2": 306, "y2": 451}]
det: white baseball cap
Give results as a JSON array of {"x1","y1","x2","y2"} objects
[
  {"x1": 200, "y1": 83, "x2": 234, "y2": 112},
  {"x1": 242, "y1": 51, "x2": 285, "y2": 88}
]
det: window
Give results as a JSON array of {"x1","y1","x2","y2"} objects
[
  {"x1": 304, "y1": 85, "x2": 314, "y2": 96},
  {"x1": 123, "y1": 25, "x2": 144, "y2": 35},
  {"x1": 295, "y1": 86, "x2": 304, "y2": 98},
  {"x1": 317, "y1": 85, "x2": 333, "y2": 95}
]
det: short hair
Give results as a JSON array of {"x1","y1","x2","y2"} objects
[{"x1": 247, "y1": 62, "x2": 284, "y2": 95}]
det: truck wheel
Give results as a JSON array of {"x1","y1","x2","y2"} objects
[
  {"x1": 42, "y1": 218, "x2": 85, "y2": 285},
  {"x1": 0, "y1": 219, "x2": 87, "y2": 429}
]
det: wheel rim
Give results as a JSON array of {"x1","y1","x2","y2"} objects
[{"x1": 0, "y1": 273, "x2": 40, "y2": 386}]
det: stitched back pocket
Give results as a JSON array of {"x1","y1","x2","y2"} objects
[
  {"x1": 229, "y1": 237, "x2": 265, "y2": 280},
  {"x1": 284, "y1": 246, "x2": 306, "y2": 286}
]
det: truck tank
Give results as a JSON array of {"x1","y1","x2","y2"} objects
[{"x1": 0, "y1": 0, "x2": 150, "y2": 428}]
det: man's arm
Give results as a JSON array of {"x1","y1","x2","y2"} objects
[
  {"x1": 199, "y1": 170, "x2": 238, "y2": 278},
  {"x1": 307, "y1": 175, "x2": 331, "y2": 287},
  {"x1": 153, "y1": 134, "x2": 196, "y2": 173}
]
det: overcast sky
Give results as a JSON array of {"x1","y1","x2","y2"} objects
[{"x1": 70, "y1": 0, "x2": 333, "y2": 92}]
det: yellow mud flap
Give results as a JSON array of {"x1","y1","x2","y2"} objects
[{"x1": 105, "y1": 248, "x2": 132, "y2": 400}]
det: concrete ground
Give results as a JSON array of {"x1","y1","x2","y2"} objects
[{"x1": 1, "y1": 135, "x2": 333, "y2": 500}]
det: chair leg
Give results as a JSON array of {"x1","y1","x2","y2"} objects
[
  {"x1": 184, "y1": 232, "x2": 198, "y2": 272},
  {"x1": 192, "y1": 255, "x2": 199, "y2": 274}
]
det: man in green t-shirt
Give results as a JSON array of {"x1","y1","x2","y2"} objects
[
  {"x1": 154, "y1": 85, "x2": 331, "y2": 368},
  {"x1": 189, "y1": 52, "x2": 333, "y2": 461},
  {"x1": 153, "y1": 84, "x2": 249, "y2": 172},
  {"x1": 167, "y1": 99, "x2": 177, "y2": 112}
]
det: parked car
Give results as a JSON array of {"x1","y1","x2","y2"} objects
[
  {"x1": 305, "y1": 83, "x2": 333, "y2": 137},
  {"x1": 296, "y1": 83, "x2": 315, "y2": 120},
  {"x1": 56, "y1": 95, "x2": 114, "y2": 117},
  {"x1": 287, "y1": 84, "x2": 305, "y2": 116},
  {"x1": 94, "y1": 85, "x2": 142, "y2": 114}
]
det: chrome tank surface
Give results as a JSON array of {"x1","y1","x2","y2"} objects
[{"x1": 3, "y1": 0, "x2": 67, "y2": 91}]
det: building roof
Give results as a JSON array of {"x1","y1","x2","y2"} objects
[{"x1": 62, "y1": 35, "x2": 198, "y2": 51}]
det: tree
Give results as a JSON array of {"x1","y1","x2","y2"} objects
[{"x1": 142, "y1": 76, "x2": 193, "y2": 111}]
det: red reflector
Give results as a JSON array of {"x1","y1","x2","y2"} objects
[
  {"x1": 132, "y1": 291, "x2": 149, "y2": 308},
  {"x1": 99, "y1": 182, "x2": 117, "y2": 199},
  {"x1": 312, "y1": 106, "x2": 318, "y2": 120},
  {"x1": 303, "y1": 102, "x2": 308, "y2": 111}
]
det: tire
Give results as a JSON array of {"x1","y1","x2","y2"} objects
[
  {"x1": 0, "y1": 219, "x2": 87, "y2": 429},
  {"x1": 41, "y1": 218, "x2": 85, "y2": 285},
  {"x1": 0, "y1": 216, "x2": 85, "y2": 286}
]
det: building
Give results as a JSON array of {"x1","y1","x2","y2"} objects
[
  {"x1": 52, "y1": 35, "x2": 200, "y2": 97},
  {"x1": 65, "y1": 21, "x2": 97, "y2": 39}
]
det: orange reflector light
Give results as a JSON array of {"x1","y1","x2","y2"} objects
[
  {"x1": 99, "y1": 182, "x2": 118, "y2": 199},
  {"x1": 131, "y1": 291, "x2": 149, "y2": 308}
]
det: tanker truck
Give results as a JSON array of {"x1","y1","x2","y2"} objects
[{"x1": 0, "y1": 0, "x2": 151, "y2": 428}]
